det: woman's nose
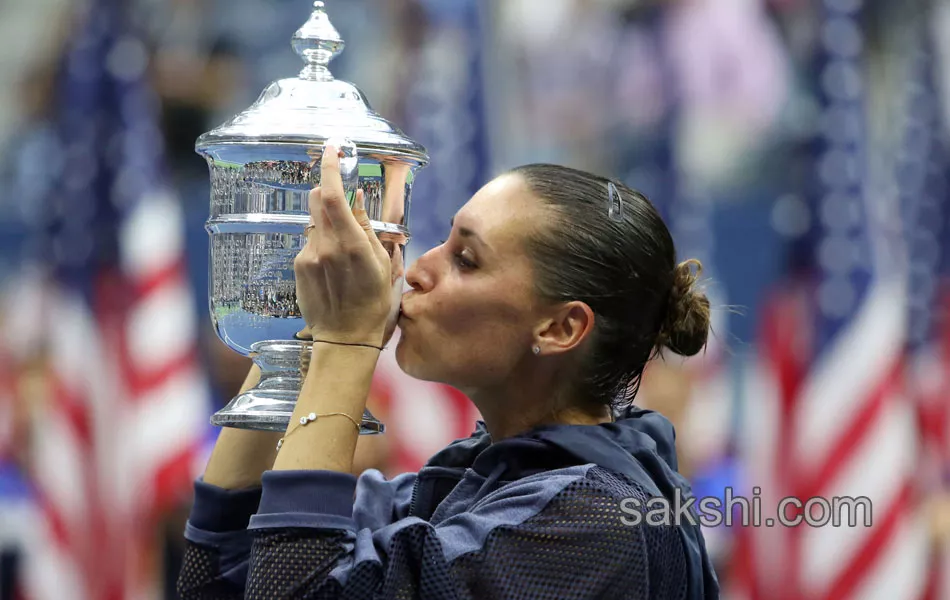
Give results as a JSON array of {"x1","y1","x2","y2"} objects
[
  {"x1": 404, "y1": 248, "x2": 435, "y2": 292},
  {"x1": 404, "y1": 261, "x2": 422, "y2": 292}
]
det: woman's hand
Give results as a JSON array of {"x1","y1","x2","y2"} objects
[{"x1": 294, "y1": 145, "x2": 394, "y2": 346}]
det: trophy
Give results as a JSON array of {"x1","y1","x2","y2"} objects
[{"x1": 196, "y1": 1, "x2": 428, "y2": 432}]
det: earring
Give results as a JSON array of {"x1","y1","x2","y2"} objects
[{"x1": 532, "y1": 345, "x2": 541, "y2": 355}]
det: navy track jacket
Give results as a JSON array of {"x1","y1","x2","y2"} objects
[{"x1": 177, "y1": 406, "x2": 720, "y2": 599}]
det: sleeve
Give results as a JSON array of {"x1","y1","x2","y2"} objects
[
  {"x1": 176, "y1": 470, "x2": 417, "y2": 599},
  {"x1": 242, "y1": 467, "x2": 674, "y2": 600},
  {"x1": 176, "y1": 479, "x2": 263, "y2": 599}
]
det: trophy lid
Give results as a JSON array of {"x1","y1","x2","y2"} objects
[{"x1": 196, "y1": 1, "x2": 427, "y2": 164}]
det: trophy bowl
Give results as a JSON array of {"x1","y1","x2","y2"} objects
[{"x1": 196, "y1": 1, "x2": 428, "y2": 432}]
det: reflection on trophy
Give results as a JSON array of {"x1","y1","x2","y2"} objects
[{"x1": 195, "y1": 1, "x2": 428, "y2": 432}]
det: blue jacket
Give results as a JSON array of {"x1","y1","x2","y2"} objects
[{"x1": 178, "y1": 406, "x2": 720, "y2": 599}]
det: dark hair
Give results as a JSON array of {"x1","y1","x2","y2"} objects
[{"x1": 511, "y1": 164, "x2": 711, "y2": 411}]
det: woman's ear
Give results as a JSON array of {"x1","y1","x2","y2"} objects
[{"x1": 534, "y1": 301, "x2": 595, "y2": 355}]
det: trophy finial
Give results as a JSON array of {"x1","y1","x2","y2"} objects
[{"x1": 292, "y1": 1, "x2": 344, "y2": 81}]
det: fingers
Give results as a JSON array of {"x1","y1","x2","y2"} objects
[
  {"x1": 319, "y1": 145, "x2": 364, "y2": 235},
  {"x1": 355, "y1": 188, "x2": 393, "y2": 267},
  {"x1": 319, "y1": 144, "x2": 345, "y2": 199},
  {"x1": 353, "y1": 189, "x2": 373, "y2": 233},
  {"x1": 306, "y1": 145, "x2": 386, "y2": 263},
  {"x1": 305, "y1": 187, "x2": 332, "y2": 249}
]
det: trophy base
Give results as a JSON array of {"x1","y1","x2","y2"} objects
[{"x1": 211, "y1": 339, "x2": 385, "y2": 435}]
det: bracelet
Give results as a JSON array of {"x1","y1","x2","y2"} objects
[
  {"x1": 276, "y1": 411, "x2": 362, "y2": 451},
  {"x1": 315, "y1": 338, "x2": 384, "y2": 351},
  {"x1": 293, "y1": 331, "x2": 384, "y2": 351}
]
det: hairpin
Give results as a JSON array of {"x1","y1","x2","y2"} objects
[{"x1": 606, "y1": 181, "x2": 624, "y2": 223}]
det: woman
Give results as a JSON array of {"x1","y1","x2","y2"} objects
[{"x1": 177, "y1": 147, "x2": 720, "y2": 599}]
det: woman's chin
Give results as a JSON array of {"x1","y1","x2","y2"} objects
[
  {"x1": 392, "y1": 333, "x2": 413, "y2": 371},
  {"x1": 393, "y1": 334, "x2": 434, "y2": 382}
]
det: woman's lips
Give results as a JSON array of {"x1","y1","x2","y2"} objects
[{"x1": 398, "y1": 294, "x2": 417, "y2": 322}]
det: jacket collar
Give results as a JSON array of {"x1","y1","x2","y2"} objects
[{"x1": 421, "y1": 407, "x2": 682, "y2": 488}]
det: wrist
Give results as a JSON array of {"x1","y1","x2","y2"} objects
[
  {"x1": 306, "y1": 328, "x2": 387, "y2": 348},
  {"x1": 305, "y1": 337, "x2": 383, "y2": 378}
]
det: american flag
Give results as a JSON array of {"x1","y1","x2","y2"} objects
[
  {"x1": 729, "y1": 1, "x2": 932, "y2": 598},
  {"x1": 898, "y1": 11, "x2": 950, "y2": 598},
  {"x1": 15, "y1": 1, "x2": 211, "y2": 598}
]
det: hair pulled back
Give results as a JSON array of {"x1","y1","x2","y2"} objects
[{"x1": 511, "y1": 164, "x2": 711, "y2": 410}]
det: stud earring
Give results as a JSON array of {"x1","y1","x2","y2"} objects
[{"x1": 532, "y1": 346, "x2": 541, "y2": 355}]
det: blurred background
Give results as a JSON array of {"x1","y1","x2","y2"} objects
[{"x1": 0, "y1": 0, "x2": 948, "y2": 598}]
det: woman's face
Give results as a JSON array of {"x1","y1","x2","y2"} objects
[{"x1": 395, "y1": 173, "x2": 549, "y2": 389}]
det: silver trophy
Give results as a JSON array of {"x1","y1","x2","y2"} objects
[{"x1": 196, "y1": 1, "x2": 428, "y2": 432}]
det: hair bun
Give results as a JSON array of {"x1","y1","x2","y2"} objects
[{"x1": 657, "y1": 259, "x2": 710, "y2": 357}]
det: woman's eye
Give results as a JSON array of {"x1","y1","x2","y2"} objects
[
  {"x1": 440, "y1": 238, "x2": 475, "y2": 270},
  {"x1": 454, "y1": 253, "x2": 476, "y2": 270}
]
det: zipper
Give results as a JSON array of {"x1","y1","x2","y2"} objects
[{"x1": 408, "y1": 476, "x2": 421, "y2": 517}]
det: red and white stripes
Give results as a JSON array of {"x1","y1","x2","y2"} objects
[
  {"x1": 15, "y1": 189, "x2": 210, "y2": 600},
  {"x1": 731, "y1": 276, "x2": 932, "y2": 600}
]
